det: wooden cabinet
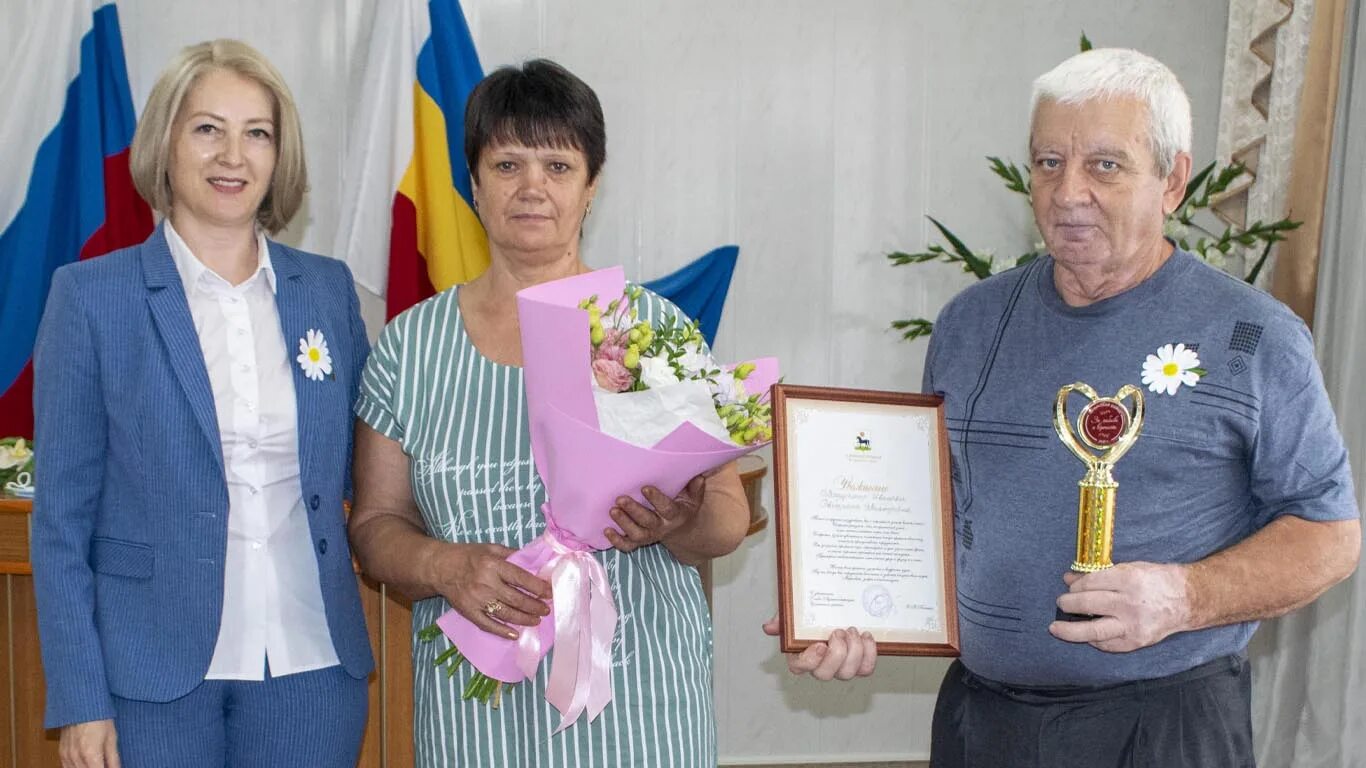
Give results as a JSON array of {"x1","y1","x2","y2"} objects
[
  {"x1": 0, "y1": 496, "x2": 56, "y2": 766},
  {"x1": 355, "y1": 577, "x2": 415, "y2": 768}
]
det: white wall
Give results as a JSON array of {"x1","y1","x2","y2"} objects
[{"x1": 107, "y1": 0, "x2": 1230, "y2": 761}]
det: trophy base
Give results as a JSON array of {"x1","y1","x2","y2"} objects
[
  {"x1": 1055, "y1": 607, "x2": 1100, "y2": 623},
  {"x1": 1058, "y1": 561, "x2": 1111, "y2": 622}
]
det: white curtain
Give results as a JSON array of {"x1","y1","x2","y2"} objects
[{"x1": 1250, "y1": 2, "x2": 1366, "y2": 764}]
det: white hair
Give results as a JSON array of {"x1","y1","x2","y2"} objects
[{"x1": 1030, "y1": 48, "x2": 1192, "y2": 177}]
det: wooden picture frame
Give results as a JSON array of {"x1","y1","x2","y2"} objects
[{"x1": 772, "y1": 384, "x2": 959, "y2": 657}]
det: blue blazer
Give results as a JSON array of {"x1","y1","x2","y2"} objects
[{"x1": 31, "y1": 225, "x2": 375, "y2": 729}]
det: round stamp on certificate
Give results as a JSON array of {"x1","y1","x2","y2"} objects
[{"x1": 862, "y1": 583, "x2": 894, "y2": 619}]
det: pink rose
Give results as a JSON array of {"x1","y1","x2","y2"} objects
[
  {"x1": 592, "y1": 358, "x2": 634, "y2": 392},
  {"x1": 594, "y1": 329, "x2": 628, "y2": 363}
]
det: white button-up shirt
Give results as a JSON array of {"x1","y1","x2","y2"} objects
[{"x1": 165, "y1": 222, "x2": 340, "y2": 680}]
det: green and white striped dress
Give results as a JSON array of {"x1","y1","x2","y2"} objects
[{"x1": 355, "y1": 285, "x2": 717, "y2": 768}]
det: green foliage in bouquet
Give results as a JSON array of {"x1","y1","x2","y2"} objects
[
  {"x1": 418, "y1": 623, "x2": 508, "y2": 707},
  {"x1": 889, "y1": 33, "x2": 1301, "y2": 342},
  {"x1": 0, "y1": 437, "x2": 34, "y2": 490}
]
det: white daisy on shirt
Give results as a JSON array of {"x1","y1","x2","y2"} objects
[
  {"x1": 296, "y1": 329, "x2": 333, "y2": 381},
  {"x1": 1141, "y1": 343, "x2": 1205, "y2": 395}
]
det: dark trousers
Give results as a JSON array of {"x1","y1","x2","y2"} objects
[
  {"x1": 931, "y1": 655, "x2": 1254, "y2": 768},
  {"x1": 111, "y1": 662, "x2": 368, "y2": 768}
]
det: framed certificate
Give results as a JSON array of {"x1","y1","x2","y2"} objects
[{"x1": 772, "y1": 384, "x2": 958, "y2": 656}]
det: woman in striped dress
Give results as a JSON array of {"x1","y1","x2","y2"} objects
[{"x1": 347, "y1": 59, "x2": 750, "y2": 767}]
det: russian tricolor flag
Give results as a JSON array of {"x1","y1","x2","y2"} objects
[
  {"x1": 333, "y1": 0, "x2": 489, "y2": 320},
  {"x1": 0, "y1": 2, "x2": 152, "y2": 438}
]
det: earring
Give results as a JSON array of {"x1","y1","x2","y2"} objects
[{"x1": 585, "y1": 199, "x2": 594, "y2": 217}]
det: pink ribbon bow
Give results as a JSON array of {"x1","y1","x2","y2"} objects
[{"x1": 516, "y1": 528, "x2": 617, "y2": 731}]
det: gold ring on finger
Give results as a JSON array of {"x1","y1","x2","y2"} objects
[{"x1": 483, "y1": 599, "x2": 504, "y2": 618}]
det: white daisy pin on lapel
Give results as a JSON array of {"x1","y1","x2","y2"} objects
[
  {"x1": 297, "y1": 329, "x2": 333, "y2": 381},
  {"x1": 1140, "y1": 343, "x2": 1206, "y2": 396}
]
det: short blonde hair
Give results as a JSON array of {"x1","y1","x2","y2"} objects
[{"x1": 130, "y1": 39, "x2": 306, "y2": 234}]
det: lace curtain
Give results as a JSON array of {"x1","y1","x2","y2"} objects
[{"x1": 1212, "y1": 0, "x2": 1314, "y2": 284}]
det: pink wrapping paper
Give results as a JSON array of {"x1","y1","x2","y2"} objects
[{"x1": 434, "y1": 266, "x2": 777, "y2": 731}]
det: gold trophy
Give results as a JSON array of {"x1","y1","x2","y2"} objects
[{"x1": 1053, "y1": 383, "x2": 1144, "y2": 572}]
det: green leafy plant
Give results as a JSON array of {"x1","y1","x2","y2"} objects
[{"x1": 890, "y1": 33, "x2": 1301, "y2": 342}]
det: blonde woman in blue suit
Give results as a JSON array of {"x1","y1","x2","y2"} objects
[{"x1": 32, "y1": 40, "x2": 372, "y2": 768}]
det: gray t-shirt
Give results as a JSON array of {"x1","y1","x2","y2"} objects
[{"x1": 923, "y1": 248, "x2": 1357, "y2": 686}]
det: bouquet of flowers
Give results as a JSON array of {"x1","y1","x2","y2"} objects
[
  {"x1": 0, "y1": 437, "x2": 34, "y2": 497},
  {"x1": 583, "y1": 284, "x2": 772, "y2": 448},
  {"x1": 422, "y1": 267, "x2": 778, "y2": 731}
]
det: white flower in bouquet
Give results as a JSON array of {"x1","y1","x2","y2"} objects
[
  {"x1": 677, "y1": 341, "x2": 712, "y2": 378},
  {"x1": 638, "y1": 355, "x2": 682, "y2": 390},
  {"x1": 0, "y1": 438, "x2": 32, "y2": 470},
  {"x1": 0, "y1": 437, "x2": 34, "y2": 491},
  {"x1": 710, "y1": 368, "x2": 748, "y2": 407}
]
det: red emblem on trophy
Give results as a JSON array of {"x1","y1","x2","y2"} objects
[{"x1": 1079, "y1": 399, "x2": 1129, "y2": 448}]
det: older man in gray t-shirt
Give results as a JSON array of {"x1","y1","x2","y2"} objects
[
  {"x1": 923, "y1": 244, "x2": 1357, "y2": 690},
  {"x1": 773, "y1": 48, "x2": 1360, "y2": 767}
]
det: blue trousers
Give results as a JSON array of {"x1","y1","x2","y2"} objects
[{"x1": 111, "y1": 663, "x2": 367, "y2": 768}]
